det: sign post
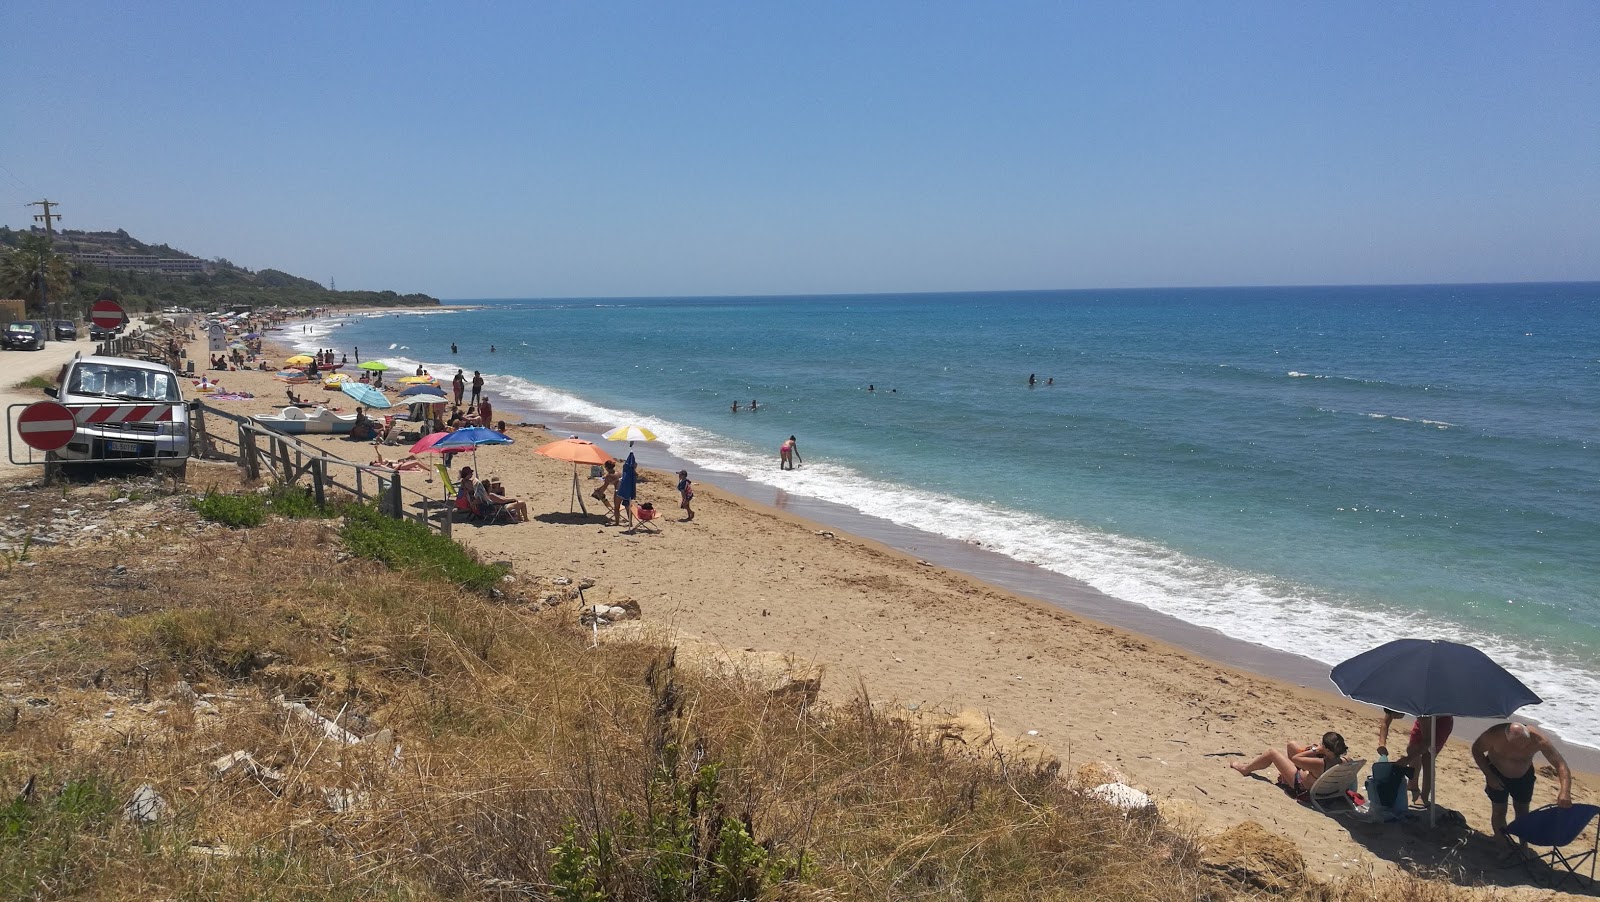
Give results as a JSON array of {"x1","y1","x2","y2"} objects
[
  {"x1": 91, "y1": 299, "x2": 125, "y2": 332},
  {"x1": 17, "y1": 401, "x2": 77, "y2": 452}
]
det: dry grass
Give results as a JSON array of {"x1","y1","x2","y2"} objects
[{"x1": 0, "y1": 477, "x2": 1516, "y2": 900}]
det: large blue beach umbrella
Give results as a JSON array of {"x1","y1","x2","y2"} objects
[
  {"x1": 1331, "y1": 638, "x2": 1542, "y2": 824},
  {"x1": 340, "y1": 381, "x2": 392, "y2": 409},
  {"x1": 434, "y1": 426, "x2": 514, "y2": 471}
]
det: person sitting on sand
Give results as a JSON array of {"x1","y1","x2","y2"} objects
[
  {"x1": 350, "y1": 408, "x2": 376, "y2": 441},
  {"x1": 1230, "y1": 732, "x2": 1349, "y2": 799}
]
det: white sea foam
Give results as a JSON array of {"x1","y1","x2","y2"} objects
[{"x1": 483, "y1": 372, "x2": 1600, "y2": 749}]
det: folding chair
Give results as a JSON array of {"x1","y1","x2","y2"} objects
[
  {"x1": 1308, "y1": 759, "x2": 1368, "y2": 817},
  {"x1": 630, "y1": 503, "x2": 661, "y2": 533},
  {"x1": 1506, "y1": 803, "x2": 1600, "y2": 889},
  {"x1": 471, "y1": 482, "x2": 516, "y2": 525}
]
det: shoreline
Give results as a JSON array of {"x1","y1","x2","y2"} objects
[
  {"x1": 182, "y1": 315, "x2": 1597, "y2": 883},
  {"x1": 281, "y1": 313, "x2": 1600, "y2": 766}
]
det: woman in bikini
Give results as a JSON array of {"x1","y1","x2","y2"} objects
[{"x1": 1230, "y1": 732, "x2": 1349, "y2": 798}]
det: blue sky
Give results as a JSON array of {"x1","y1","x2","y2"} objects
[{"x1": 3, "y1": 2, "x2": 1597, "y2": 298}]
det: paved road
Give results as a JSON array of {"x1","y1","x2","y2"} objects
[{"x1": 0, "y1": 339, "x2": 97, "y2": 480}]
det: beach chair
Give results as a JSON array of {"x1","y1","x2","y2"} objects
[
  {"x1": 434, "y1": 464, "x2": 465, "y2": 516},
  {"x1": 470, "y1": 482, "x2": 516, "y2": 525},
  {"x1": 1307, "y1": 759, "x2": 1368, "y2": 816},
  {"x1": 631, "y1": 503, "x2": 661, "y2": 533},
  {"x1": 1506, "y1": 804, "x2": 1600, "y2": 889}
]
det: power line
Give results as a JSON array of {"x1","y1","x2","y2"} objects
[{"x1": 0, "y1": 161, "x2": 34, "y2": 195}]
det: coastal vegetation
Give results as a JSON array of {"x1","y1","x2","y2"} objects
[
  {"x1": 0, "y1": 471, "x2": 1503, "y2": 899},
  {"x1": 0, "y1": 226, "x2": 438, "y2": 317}
]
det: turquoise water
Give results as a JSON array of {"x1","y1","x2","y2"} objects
[{"x1": 301, "y1": 283, "x2": 1600, "y2": 744}]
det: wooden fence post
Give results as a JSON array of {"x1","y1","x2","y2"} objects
[
  {"x1": 386, "y1": 474, "x2": 402, "y2": 519},
  {"x1": 240, "y1": 426, "x2": 260, "y2": 480},
  {"x1": 312, "y1": 457, "x2": 326, "y2": 508}
]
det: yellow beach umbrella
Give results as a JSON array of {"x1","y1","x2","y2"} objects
[
  {"x1": 398, "y1": 375, "x2": 437, "y2": 385},
  {"x1": 285, "y1": 354, "x2": 314, "y2": 366},
  {"x1": 604, "y1": 424, "x2": 657, "y2": 443}
]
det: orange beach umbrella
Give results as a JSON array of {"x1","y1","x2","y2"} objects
[
  {"x1": 535, "y1": 439, "x2": 614, "y2": 513},
  {"x1": 534, "y1": 438, "x2": 614, "y2": 466}
]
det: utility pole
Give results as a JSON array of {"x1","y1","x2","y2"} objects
[
  {"x1": 28, "y1": 199, "x2": 60, "y2": 237},
  {"x1": 27, "y1": 200, "x2": 62, "y2": 336}
]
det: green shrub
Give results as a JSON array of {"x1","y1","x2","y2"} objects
[
  {"x1": 0, "y1": 775, "x2": 119, "y2": 899},
  {"x1": 146, "y1": 608, "x2": 268, "y2": 675},
  {"x1": 190, "y1": 489, "x2": 265, "y2": 527},
  {"x1": 339, "y1": 502, "x2": 507, "y2": 593},
  {"x1": 14, "y1": 374, "x2": 55, "y2": 393},
  {"x1": 262, "y1": 483, "x2": 334, "y2": 519}
]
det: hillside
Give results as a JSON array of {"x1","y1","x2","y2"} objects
[{"x1": 0, "y1": 226, "x2": 439, "y2": 313}]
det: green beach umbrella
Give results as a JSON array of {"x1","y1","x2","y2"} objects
[{"x1": 357, "y1": 360, "x2": 389, "y2": 371}]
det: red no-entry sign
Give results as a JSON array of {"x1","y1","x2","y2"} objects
[
  {"x1": 17, "y1": 401, "x2": 78, "y2": 452},
  {"x1": 91, "y1": 299, "x2": 125, "y2": 330}
]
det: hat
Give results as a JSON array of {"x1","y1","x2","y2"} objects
[
  {"x1": 460, "y1": 466, "x2": 473, "y2": 476},
  {"x1": 677, "y1": 469, "x2": 688, "y2": 476}
]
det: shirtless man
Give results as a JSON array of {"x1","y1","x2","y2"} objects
[{"x1": 1472, "y1": 722, "x2": 1573, "y2": 844}]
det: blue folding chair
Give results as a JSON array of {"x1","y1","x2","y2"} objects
[{"x1": 1506, "y1": 803, "x2": 1600, "y2": 889}]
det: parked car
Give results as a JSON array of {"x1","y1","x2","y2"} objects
[
  {"x1": 52, "y1": 355, "x2": 191, "y2": 475},
  {"x1": 4, "y1": 321, "x2": 46, "y2": 350},
  {"x1": 89, "y1": 322, "x2": 118, "y2": 340},
  {"x1": 52, "y1": 320, "x2": 78, "y2": 340}
]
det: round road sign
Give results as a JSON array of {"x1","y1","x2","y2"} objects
[
  {"x1": 91, "y1": 299, "x2": 125, "y2": 330},
  {"x1": 17, "y1": 401, "x2": 78, "y2": 452}
]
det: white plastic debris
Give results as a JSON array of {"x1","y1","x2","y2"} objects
[{"x1": 1087, "y1": 782, "x2": 1153, "y2": 812}]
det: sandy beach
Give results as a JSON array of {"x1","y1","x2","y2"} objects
[{"x1": 68, "y1": 317, "x2": 1585, "y2": 888}]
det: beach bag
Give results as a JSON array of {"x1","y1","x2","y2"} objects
[
  {"x1": 1365, "y1": 760, "x2": 1412, "y2": 822},
  {"x1": 590, "y1": 465, "x2": 604, "y2": 478}
]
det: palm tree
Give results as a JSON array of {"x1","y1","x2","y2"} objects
[{"x1": 0, "y1": 233, "x2": 72, "y2": 316}]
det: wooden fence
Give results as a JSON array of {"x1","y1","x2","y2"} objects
[{"x1": 200, "y1": 402, "x2": 451, "y2": 536}]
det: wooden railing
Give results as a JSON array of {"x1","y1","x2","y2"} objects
[{"x1": 202, "y1": 402, "x2": 450, "y2": 536}]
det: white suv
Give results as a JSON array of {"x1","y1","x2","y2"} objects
[{"x1": 54, "y1": 354, "x2": 191, "y2": 474}]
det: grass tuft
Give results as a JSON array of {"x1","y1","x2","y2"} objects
[
  {"x1": 13, "y1": 374, "x2": 56, "y2": 393},
  {"x1": 190, "y1": 489, "x2": 265, "y2": 527},
  {"x1": 339, "y1": 501, "x2": 507, "y2": 592}
]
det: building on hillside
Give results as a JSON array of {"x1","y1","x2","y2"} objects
[{"x1": 69, "y1": 253, "x2": 207, "y2": 275}]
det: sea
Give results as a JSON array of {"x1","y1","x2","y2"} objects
[{"x1": 292, "y1": 283, "x2": 1600, "y2": 748}]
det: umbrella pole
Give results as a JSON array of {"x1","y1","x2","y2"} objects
[
  {"x1": 1427, "y1": 718, "x2": 1437, "y2": 828},
  {"x1": 569, "y1": 464, "x2": 588, "y2": 514}
]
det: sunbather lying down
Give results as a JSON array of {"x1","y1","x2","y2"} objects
[
  {"x1": 1230, "y1": 731, "x2": 1350, "y2": 798},
  {"x1": 370, "y1": 445, "x2": 426, "y2": 471}
]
